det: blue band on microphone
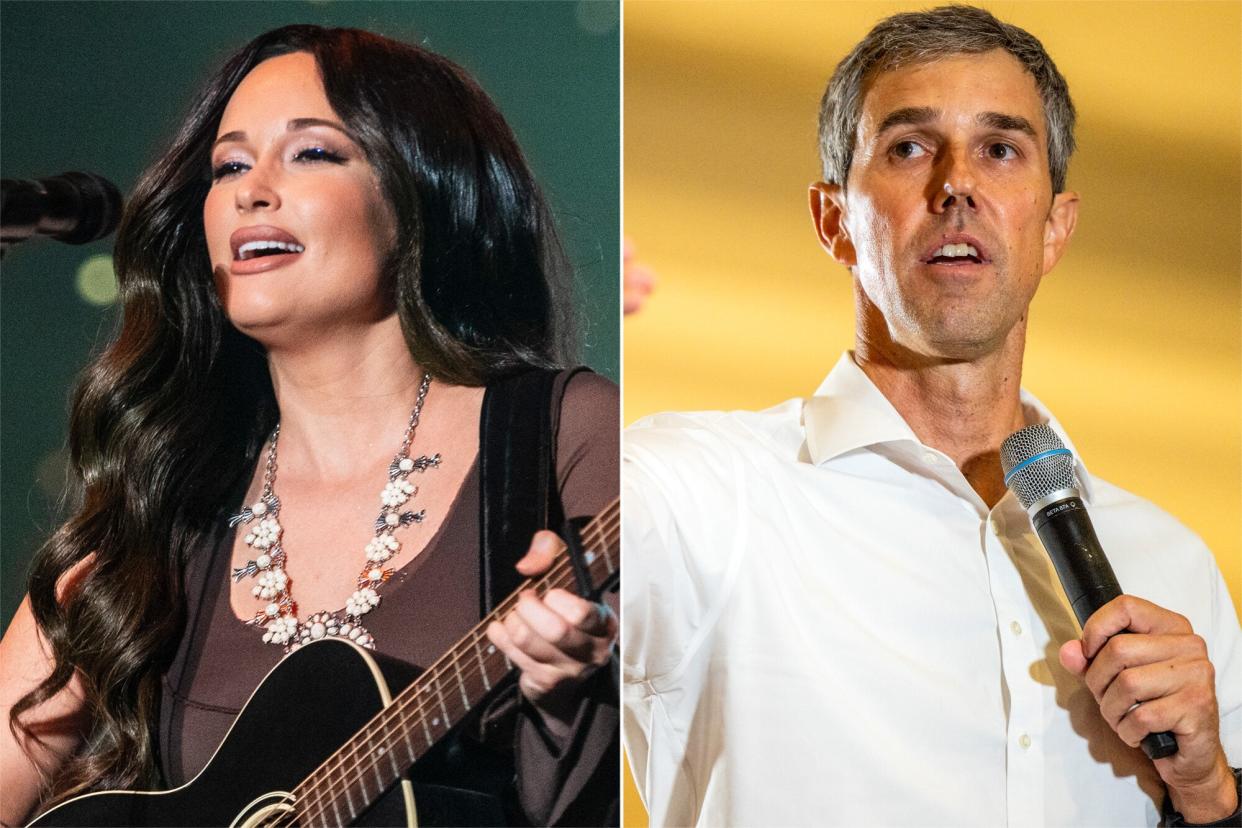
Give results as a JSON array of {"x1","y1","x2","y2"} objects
[{"x1": 1003, "y1": 447, "x2": 1073, "y2": 484}]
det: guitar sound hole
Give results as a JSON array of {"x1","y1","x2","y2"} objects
[{"x1": 233, "y1": 791, "x2": 297, "y2": 828}]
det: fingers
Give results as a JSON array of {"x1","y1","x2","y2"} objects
[
  {"x1": 485, "y1": 617, "x2": 541, "y2": 675},
  {"x1": 1097, "y1": 658, "x2": 1215, "y2": 732},
  {"x1": 514, "y1": 530, "x2": 563, "y2": 576},
  {"x1": 511, "y1": 590, "x2": 596, "y2": 662},
  {"x1": 497, "y1": 531, "x2": 618, "y2": 709},
  {"x1": 484, "y1": 588, "x2": 616, "y2": 702},
  {"x1": 1058, "y1": 639, "x2": 1088, "y2": 677},
  {"x1": 544, "y1": 589, "x2": 616, "y2": 637},
  {"x1": 1062, "y1": 597, "x2": 1228, "y2": 809},
  {"x1": 1083, "y1": 631, "x2": 1208, "y2": 701},
  {"x1": 1080, "y1": 595, "x2": 1192, "y2": 659},
  {"x1": 1110, "y1": 685, "x2": 1216, "y2": 750},
  {"x1": 623, "y1": 237, "x2": 656, "y2": 315}
]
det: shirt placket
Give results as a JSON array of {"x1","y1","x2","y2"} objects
[{"x1": 984, "y1": 507, "x2": 1047, "y2": 828}]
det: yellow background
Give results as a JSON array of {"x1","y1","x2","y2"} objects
[{"x1": 622, "y1": 2, "x2": 1241, "y2": 824}]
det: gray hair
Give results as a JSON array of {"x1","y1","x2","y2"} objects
[{"x1": 817, "y1": 5, "x2": 1076, "y2": 193}]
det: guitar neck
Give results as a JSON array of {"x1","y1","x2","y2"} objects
[{"x1": 289, "y1": 499, "x2": 619, "y2": 825}]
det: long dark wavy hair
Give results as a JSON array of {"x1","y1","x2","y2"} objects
[{"x1": 13, "y1": 24, "x2": 575, "y2": 807}]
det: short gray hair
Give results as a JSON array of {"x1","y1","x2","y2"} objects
[{"x1": 817, "y1": 5, "x2": 1076, "y2": 193}]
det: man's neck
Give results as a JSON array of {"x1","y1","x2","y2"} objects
[{"x1": 853, "y1": 330, "x2": 1027, "y2": 508}]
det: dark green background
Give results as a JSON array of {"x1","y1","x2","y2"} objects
[{"x1": 0, "y1": 1, "x2": 620, "y2": 628}]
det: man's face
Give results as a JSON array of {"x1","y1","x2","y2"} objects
[{"x1": 814, "y1": 49, "x2": 1078, "y2": 359}]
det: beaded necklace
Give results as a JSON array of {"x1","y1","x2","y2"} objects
[{"x1": 230, "y1": 373, "x2": 440, "y2": 651}]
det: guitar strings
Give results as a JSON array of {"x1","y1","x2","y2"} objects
[
  {"x1": 265, "y1": 505, "x2": 618, "y2": 827},
  {"x1": 289, "y1": 512, "x2": 619, "y2": 828},
  {"x1": 260, "y1": 559, "x2": 584, "y2": 828},
  {"x1": 296, "y1": 504, "x2": 620, "y2": 814},
  {"x1": 292, "y1": 564, "x2": 584, "y2": 828},
  {"x1": 287, "y1": 510, "x2": 619, "y2": 827},
  {"x1": 277, "y1": 527, "x2": 614, "y2": 828},
  {"x1": 286, "y1": 510, "x2": 619, "y2": 828}
]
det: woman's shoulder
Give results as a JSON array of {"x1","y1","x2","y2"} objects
[
  {"x1": 555, "y1": 367, "x2": 618, "y2": 418},
  {"x1": 551, "y1": 368, "x2": 617, "y2": 519}
]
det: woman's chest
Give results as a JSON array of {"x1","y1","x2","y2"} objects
[{"x1": 226, "y1": 443, "x2": 478, "y2": 623}]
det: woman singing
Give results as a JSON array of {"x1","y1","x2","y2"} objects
[{"x1": 1, "y1": 25, "x2": 618, "y2": 827}]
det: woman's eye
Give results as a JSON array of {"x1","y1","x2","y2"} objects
[
  {"x1": 210, "y1": 147, "x2": 345, "y2": 182},
  {"x1": 294, "y1": 147, "x2": 345, "y2": 163},
  {"x1": 891, "y1": 140, "x2": 927, "y2": 160},
  {"x1": 211, "y1": 161, "x2": 248, "y2": 181},
  {"x1": 987, "y1": 143, "x2": 1017, "y2": 160}
]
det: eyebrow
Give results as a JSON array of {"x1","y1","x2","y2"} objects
[
  {"x1": 976, "y1": 111, "x2": 1037, "y2": 139},
  {"x1": 212, "y1": 117, "x2": 353, "y2": 150},
  {"x1": 875, "y1": 106, "x2": 940, "y2": 136},
  {"x1": 875, "y1": 107, "x2": 1038, "y2": 140}
]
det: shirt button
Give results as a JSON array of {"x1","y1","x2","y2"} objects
[
  {"x1": 1019, "y1": 733, "x2": 1032, "y2": 749},
  {"x1": 989, "y1": 517, "x2": 1001, "y2": 534},
  {"x1": 1010, "y1": 620, "x2": 1023, "y2": 636}
]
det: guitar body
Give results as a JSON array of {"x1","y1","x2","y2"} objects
[
  {"x1": 28, "y1": 499, "x2": 620, "y2": 828},
  {"x1": 30, "y1": 639, "x2": 418, "y2": 827}
]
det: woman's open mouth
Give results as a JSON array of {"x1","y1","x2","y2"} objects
[{"x1": 229, "y1": 226, "x2": 306, "y2": 274}]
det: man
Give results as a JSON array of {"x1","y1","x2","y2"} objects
[{"x1": 622, "y1": 6, "x2": 1241, "y2": 826}]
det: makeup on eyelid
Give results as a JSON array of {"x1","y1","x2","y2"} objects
[
  {"x1": 202, "y1": 52, "x2": 396, "y2": 340},
  {"x1": 211, "y1": 145, "x2": 348, "y2": 181}
]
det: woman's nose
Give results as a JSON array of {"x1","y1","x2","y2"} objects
[{"x1": 235, "y1": 163, "x2": 281, "y2": 213}]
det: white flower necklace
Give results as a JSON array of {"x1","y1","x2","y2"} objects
[{"x1": 230, "y1": 372, "x2": 439, "y2": 652}]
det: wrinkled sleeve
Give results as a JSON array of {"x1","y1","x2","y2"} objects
[{"x1": 483, "y1": 370, "x2": 620, "y2": 826}]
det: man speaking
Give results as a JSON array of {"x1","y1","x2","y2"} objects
[{"x1": 622, "y1": 6, "x2": 1241, "y2": 826}]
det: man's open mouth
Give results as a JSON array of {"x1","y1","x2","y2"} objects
[{"x1": 927, "y1": 242, "x2": 983, "y2": 265}]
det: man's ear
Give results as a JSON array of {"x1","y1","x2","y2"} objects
[
  {"x1": 809, "y1": 181, "x2": 856, "y2": 267},
  {"x1": 1041, "y1": 190, "x2": 1079, "y2": 276}
]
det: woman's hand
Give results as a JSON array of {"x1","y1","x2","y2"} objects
[{"x1": 485, "y1": 530, "x2": 617, "y2": 736}]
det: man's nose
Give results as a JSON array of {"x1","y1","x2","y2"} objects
[{"x1": 931, "y1": 151, "x2": 977, "y2": 213}]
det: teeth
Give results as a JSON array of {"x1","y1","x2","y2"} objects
[
  {"x1": 933, "y1": 243, "x2": 979, "y2": 259},
  {"x1": 237, "y1": 240, "x2": 306, "y2": 260}
]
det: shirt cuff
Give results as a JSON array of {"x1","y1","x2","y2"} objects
[{"x1": 1163, "y1": 768, "x2": 1242, "y2": 827}]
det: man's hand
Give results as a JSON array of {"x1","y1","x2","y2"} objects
[
  {"x1": 1058, "y1": 595, "x2": 1237, "y2": 823},
  {"x1": 485, "y1": 530, "x2": 617, "y2": 737},
  {"x1": 623, "y1": 239, "x2": 656, "y2": 315}
]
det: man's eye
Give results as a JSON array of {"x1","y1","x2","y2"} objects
[
  {"x1": 891, "y1": 141, "x2": 927, "y2": 159},
  {"x1": 987, "y1": 143, "x2": 1017, "y2": 160},
  {"x1": 211, "y1": 161, "x2": 248, "y2": 181}
]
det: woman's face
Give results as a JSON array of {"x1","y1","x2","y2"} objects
[{"x1": 203, "y1": 52, "x2": 396, "y2": 346}]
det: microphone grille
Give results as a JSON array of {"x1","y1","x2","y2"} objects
[
  {"x1": 55, "y1": 172, "x2": 123, "y2": 244},
  {"x1": 1000, "y1": 423, "x2": 1079, "y2": 509}
]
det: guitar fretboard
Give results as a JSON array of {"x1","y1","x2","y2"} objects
[{"x1": 287, "y1": 499, "x2": 619, "y2": 827}]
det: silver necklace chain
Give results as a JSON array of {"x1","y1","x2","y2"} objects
[{"x1": 229, "y1": 372, "x2": 440, "y2": 651}]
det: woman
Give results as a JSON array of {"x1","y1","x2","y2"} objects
[{"x1": 0, "y1": 25, "x2": 618, "y2": 827}]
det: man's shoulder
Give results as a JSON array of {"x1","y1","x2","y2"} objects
[
  {"x1": 1087, "y1": 474, "x2": 1218, "y2": 579},
  {"x1": 625, "y1": 399, "x2": 806, "y2": 467},
  {"x1": 1090, "y1": 476, "x2": 1201, "y2": 538}
]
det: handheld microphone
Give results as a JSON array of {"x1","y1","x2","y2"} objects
[
  {"x1": 1000, "y1": 423, "x2": 1178, "y2": 760},
  {"x1": 0, "y1": 172, "x2": 123, "y2": 249}
]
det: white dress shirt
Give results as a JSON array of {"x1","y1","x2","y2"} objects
[{"x1": 622, "y1": 353, "x2": 1242, "y2": 828}]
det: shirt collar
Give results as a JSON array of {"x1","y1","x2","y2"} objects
[{"x1": 802, "y1": 352, "x2": 1095, "y2": 504}]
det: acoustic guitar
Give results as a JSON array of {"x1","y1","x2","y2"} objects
[{"x1": 29, "y1": 498, "x2": 619, "y2": 828}]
